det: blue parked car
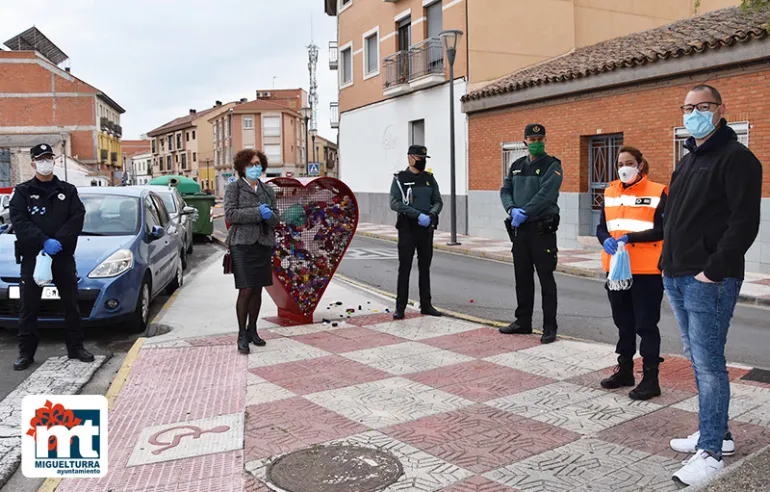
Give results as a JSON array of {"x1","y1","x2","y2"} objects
[{"x1": 0, "y1": 186, "x2": 186, "y2": 332}]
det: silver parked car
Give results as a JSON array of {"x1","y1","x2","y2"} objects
[
  {"x1": 137, "y1": 186, "x2": 198, "y2": 269},
  {"x1": 0, "y1": 194, "x2": 10, "y2": 225}
]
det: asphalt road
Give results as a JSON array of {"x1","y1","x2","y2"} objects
[
  {"x1": 213, "y1": 216, "x2": 770, "y2": 368},
  {"x1": 0, "y1": 239, "x2": 224, "y2": 401}
]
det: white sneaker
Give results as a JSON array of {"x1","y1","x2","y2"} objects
[
  {"x1": 672, "y1": 450, "x2": 724, "y2": 486},
  {"x1": 670, "y1": 431, "x2": 735, "y2": 456}
]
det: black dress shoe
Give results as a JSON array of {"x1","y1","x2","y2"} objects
[
  {"x1": 68, "y1": 347, "x2": 95, "y2": 362},
  {"x1": 392, "y1": 310, "x2": 405, "y2": 320},
  {"x1": 540, "y1": 329, "x2": 558, "y2": 344},
  {"x1": 499, "y1": 321, "x2": 532, "y2": 335},
  {"x1": 420, "y1": 305, "x2": 443, "y2": 317},
  {"x1": 14, "y1": 356, "x2": 34, "y2": 371}
]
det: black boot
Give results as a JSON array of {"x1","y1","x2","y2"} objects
[
  {"x1": 237, "y1": 328, "x2": 250, "y2": 354},
  {"x1": 499, "y1": 321, "x2": 532, "y2": 335},
  {"x1": 420, "y1": 305, "x2": 443, "y2": 317},
  {"x1": 248, "y1": 327, "x2": 266, "y2": 347},
  {"x1": 629, "y1": 358, "x2": 663, "y2": 401},
  {"x1": 14, "y1": 355, "x2": 35, "y2": 371},
  {"x1": 601, "y1": 356, "x2": 635, "y2": 389},
  {"x1": 67, "y1": 347, "x2": 95, "y2": 363},
  {"x1": 540, "y1": 327, "x2": 558, "y2": 344},
  {"x1": 393, "y1": 310, "x2": 405, "y2": 320}
]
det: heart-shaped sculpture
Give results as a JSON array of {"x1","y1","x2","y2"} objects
[{"x1": 265, "y1": 177, "x2": 358, "y2": 323}]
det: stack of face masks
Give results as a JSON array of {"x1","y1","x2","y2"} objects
[{"x1": 607, "y1": 242, "x2": 633, "y2": 291}]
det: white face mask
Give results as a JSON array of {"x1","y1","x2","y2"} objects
[
  {"x1": 617, "y1": 165, "x2": 639, "y2": 184},
  {"x1": 35, "y1": 158, "x2": 55, "y2": 176}
]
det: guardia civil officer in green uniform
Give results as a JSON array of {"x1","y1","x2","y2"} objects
[
  {"x1": 390, "y1": 145, "x2": 443, "y2": 320},
  {"x1": 500, "y1": 124, "x2": 563, "y2": 344}
]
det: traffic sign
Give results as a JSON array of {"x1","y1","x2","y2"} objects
[{"x1": 308, "y1": 162, "x2": 320, "y2": 176}]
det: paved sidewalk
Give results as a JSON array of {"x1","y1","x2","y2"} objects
[
  {"x1": 49, "y1": 255, "x2": 770, "y2": 492},
  {"x1": 356, "y1": 222, "x2": 770, "y2": 306}
]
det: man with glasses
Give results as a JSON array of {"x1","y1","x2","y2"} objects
[{"x1": 662, "y1": 85, "x2": 762, "y2": 487}]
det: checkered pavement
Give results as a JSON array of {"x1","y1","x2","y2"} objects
[{"x1": 57, "y1": 314, "x2": 770, "y2": 492}]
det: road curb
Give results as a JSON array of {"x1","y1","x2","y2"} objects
[
  {"x1": 36, "y1": 338, "x2": 145, "y2": 492},
  {"x1": 357, "y1": 231, "x2": 770, "y2": 307}
]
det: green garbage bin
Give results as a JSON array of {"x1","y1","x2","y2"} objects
[
  {"x1": 183, "y1": 193, "x2": 216, "y2": 236},
  {"x1": 149, "y1": 175, "x2": 201, "y2": 194}
]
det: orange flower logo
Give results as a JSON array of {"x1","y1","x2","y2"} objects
[{"x1": 26, "y1": 400, "x2": 82, "y2": 451}]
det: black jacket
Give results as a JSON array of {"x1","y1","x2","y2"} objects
[
  {"x1": 8, "y1": 176, "x2": 85, "y2": 258},
  {"x1": 661, "y1": 120, "x2": 762, "y2": 281}
]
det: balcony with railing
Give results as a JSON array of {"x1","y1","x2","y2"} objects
[
  {"x1": 382, "y1": 38, "x2": 446, "y2": 97},
  {"x1": 330, "y1": 102, "x2": 339, "y2": 129},
  {"x1": 329, "y1": 41, "x2": 338, "y2": 70}
]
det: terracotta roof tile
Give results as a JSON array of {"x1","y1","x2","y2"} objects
[
  {"x1": 148, "y1": 106, "x2": 221, "y2": 136},
  {"x1": 463, "y1": 6, "x2": 769, "y2": 103}
]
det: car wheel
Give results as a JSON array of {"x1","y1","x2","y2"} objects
[
  {"x1": 165, "y1": 257, "x2": 184, "y2": 295},
  {"x1": 128, "y1": 277, "x2": 151, "y2": 333}
]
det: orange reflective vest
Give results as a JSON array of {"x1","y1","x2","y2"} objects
[{"x1": 601, "y1": 177, "x2": 667, "y2": 275}]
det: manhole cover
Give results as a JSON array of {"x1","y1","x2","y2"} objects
[{"x1": 266, "y1": 445, "x2": 403, "y2": 492}]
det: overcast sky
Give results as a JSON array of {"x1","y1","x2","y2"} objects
[{"x1": 2, "y1": 0, "x2": 339, "y2": 142}]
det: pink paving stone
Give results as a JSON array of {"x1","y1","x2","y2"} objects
[
  {"x1": 243, "y1": 472, "x2": 273, "y2": 491},
  {"x1": 749, "y1": 278, "x2": 770, "y2": 286},
  {"x1": 736, "y1": 379, "x2": 770, "y2": 390},
  {"x1": 57, "y1": 345, "x2": 247, "y2": 492},
  {"x1": 244, "y1": 397, "x2": 367, "y2": 461},
  {"x1": 597, "y1": 407, "x2": 770, "y2": 462},
  {"x1": 292, "y1": 327, "x2": 405, "y2": 353},
  {"x1": 408, "y1": 360, "x2": 555, "y2": 402},
  {"x1": 187, "y1": 330, "x2": 283, "y2": 347},
  {"x1": 249, "y1": 355, "x2": 391, "y2": 394},
  {"x1": 421, "y1": 329, "x2": 541, "y2": 358},
  {"x1": 383, "y1": 404, "x2": 580, "y2": 473},
  {"x1": 653, "y1": 356, "x2": 750, "y2": 394},
  {"x1": 346, "y1": 312, "x2": 423, "y2": 326},
  {"x1": 441, "y1": 475, "x2": 520, "y2": 492}
]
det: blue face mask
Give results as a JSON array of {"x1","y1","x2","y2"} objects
[
  {"x1": 245, "y1": 165, "x2": 262, "y2": 180},
  {"x1": 683, "y1": 110, "x2": 716, "y2": 139}
]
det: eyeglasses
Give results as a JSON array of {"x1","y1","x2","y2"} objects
[{"x1": 680, "y1": 102, "x2": 720, "y2": 114}]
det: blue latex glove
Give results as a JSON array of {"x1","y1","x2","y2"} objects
[
  {"x1": 617, "y1": 234, "x2": 629, "y2": 245},
  {"x1": 417, "y1": 213, "x2": 431, "y2": 227},
  {"x1": 43, "y1": 238, "x2": 62, "y2": 256},
  {"x1": 603, "y1": 237, "x2": 618, "y2": 255},
  {"x1": 511, "y1": 208, "x2": 528, "y2": 228},
  {"x1": 259, "y1": 204, "x2": 273, "y2": 220}
]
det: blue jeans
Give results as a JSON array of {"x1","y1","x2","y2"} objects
[{"x1": 663, "y1": 275, "x2": 742, "y2": 458}]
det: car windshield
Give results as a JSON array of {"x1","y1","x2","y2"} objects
[
  {"x1": 156, "y1": 191, "x2": 177, "y2": 214},
  {"x1": 81, "y1": 195, "x2": 141, "y2": 236}
]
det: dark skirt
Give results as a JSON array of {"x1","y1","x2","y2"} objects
[{"x1": 230, "y1": 243, "x2": 274, "y2": 289}]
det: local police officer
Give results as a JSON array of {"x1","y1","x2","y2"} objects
[
  {"x1": 8, "y1": 143, "x2": 93, "y2": 371},
  {"x1": 390, "y1": 145, "x2": 443, "y2": 319},
  {"x1": 500, "y1": 124, "x2": 563, "y2": 344}
]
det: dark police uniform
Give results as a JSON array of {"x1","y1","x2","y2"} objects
[
  {"x1": 8, "y1": 144, "x2": 91, "y2": 370},
  {"x1": 500, "y1": 124, "x2": 563, "y2": 343},
  {"x1": 390, "y1": 145, "x2": 443, "y2": 318}
]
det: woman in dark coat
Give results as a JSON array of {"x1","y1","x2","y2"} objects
[{"x1": 224, "y1": 149, "x2": 280, "y2": 354}]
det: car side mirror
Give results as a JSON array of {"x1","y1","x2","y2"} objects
[
  {"x1": 149, "y1": 225, "x2": 165, "y2": 240},
  {"x1": 182, "y1": 206, "x2": 197, "y2": 215}
]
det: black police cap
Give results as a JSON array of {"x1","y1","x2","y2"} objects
[
  {"x1": 407, "y1": 145, "x2": 430, "y2": 158},
  {"x1": 30, "y1": 144, "x2": 55, "y2": 159},
  {"x1": 524, "y1": 124, "x2": 546, "y2": 138}
]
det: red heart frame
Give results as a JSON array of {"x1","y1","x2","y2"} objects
[{"x1": 264, "y1": 177, "x2": 358, "y2": 324}]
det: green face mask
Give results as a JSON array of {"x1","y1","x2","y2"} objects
[{"x1": 528, "y1": 142, "x2": 545, "y2": 157}]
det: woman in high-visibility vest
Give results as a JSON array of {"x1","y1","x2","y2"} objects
[{"x1": 596, "y1": 145, "x2": 667, "y2": 401}]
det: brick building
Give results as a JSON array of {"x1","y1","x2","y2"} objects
[
  {"x1": 0, "y1": 28, "x2": 125, "y2": 185},
  {"x1": 323, "y1": 0, "x2": 739, "y2": 228},
  {"x1": 462, "y1": 6, "x2": 770, "y2": 273}
]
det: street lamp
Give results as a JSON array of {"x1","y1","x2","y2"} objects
[
  {"x1": 439, "y1": 29, "x2": 463, "y2": 246},
  {"x1": 300, "y1": 106, "x2": 312, "y2": 170},
  {"x1": 309, "y1": 128, "x2": 317, "y2": 166}
]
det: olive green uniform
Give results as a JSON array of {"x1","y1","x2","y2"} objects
[
  {"x1": 390, "y1": 169, "x2": 443, "y2": 311},
  {"x1": 501, "y1": 153, "x2": 563, "y2": 331}
]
